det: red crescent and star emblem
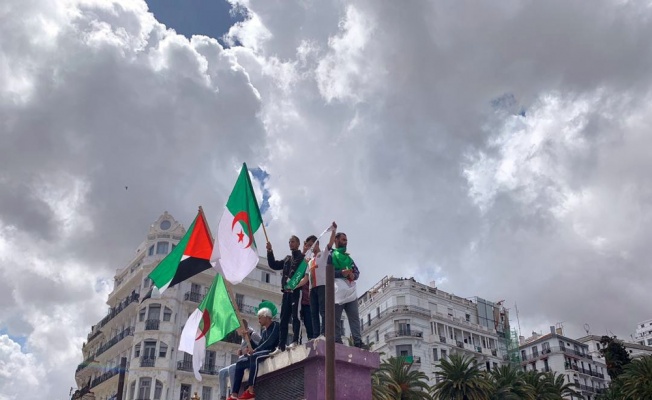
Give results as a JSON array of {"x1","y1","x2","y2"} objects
[
  {"x1": 231, "y1": 211, "x2": 254, "y2": 249},
  {"x1": 196, "y1": 309, "x2": 211, "y2": 341}
]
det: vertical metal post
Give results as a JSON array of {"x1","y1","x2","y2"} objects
[
  {"x1": 325, "y1": 263, "x2": 335, "y2": 400},
  {"x1": 116, "y1": 357, "x2": 127, "y2": 400}
]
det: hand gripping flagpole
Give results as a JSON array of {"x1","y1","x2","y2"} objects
[{"x1": 199, "y1": 206, "x2": 254, "y2": 352}]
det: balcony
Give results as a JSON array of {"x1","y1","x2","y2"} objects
[
  {"x1": 200, "y1": 365, "x2": 219, "y2": 375},
  {"x1": 384, "y1": 330, "x2": 424, "y2": 341},
  {"x1": 94, "y1": 292, "x2": 139, "y2": 333},
  {"x1": 184, "y1": 291, "x2": 204, "y2": 303},
  {"x1": 580, "y1": 384, "x2": 596, "y2": 393},
  {"x1": 95, "y1": 327, "x2": 134, "y2": 357},
  {"x1": 238, "y1": 304, "x2": 259, "y2": 315},
  {"x1": 140, "y1": 357, "x2": 156, "y2": 367},
  {"x1": 90, "y1": 366, "x2": 120, "y2": 388},
  {"x1": 439, "y1": 336, "x2": 447, "y2": 343},
  {"x1": 177, "y1": 360, "x2": 193, "y2": 371},
  {"x1": 145, "y1": 319, "x2": 160, "y2": 330},
  {"x1": 361, "y1": 305, "x2": 432, "y2": 332},
  {"x1": 76, "y1": 356, "x2": 95, "y2": 373}
]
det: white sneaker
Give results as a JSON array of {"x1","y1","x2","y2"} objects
[{"x1": 269, "y1": 348, "x2": 282, "y2": 356}]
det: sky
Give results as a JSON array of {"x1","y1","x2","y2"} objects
[{"x1": 2, "y1": 0, "x2": 652, "y2": 398}]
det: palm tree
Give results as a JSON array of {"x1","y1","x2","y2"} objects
[
  {"x1": 432, "y1": 353, "x2": 492, "y2": 400},
  {"x1": 521, "y1": 370, "x2": 556, "y2": 400},
  {"x1": 372, "y1": 356, "x2": 432, "y2": 400},
  {"x1": 619, "y1": 355, "x2": 652, "y2": 399},
  {"x1": 544, "y1": 371, "x2": 580, "y2": 399},
  {"x1": 488, "y1": 364, "x2": 533, "y2": 400}
]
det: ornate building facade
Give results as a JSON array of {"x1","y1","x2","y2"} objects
[{"x1": 72, "y1": 212, "x2": 282, "y2": 400}]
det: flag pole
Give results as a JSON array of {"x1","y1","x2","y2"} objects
[{"x1": 199, "y1": 206, "x2": 253, "y2": 351}]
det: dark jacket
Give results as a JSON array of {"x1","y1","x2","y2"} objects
[
  {"x1": 252, "y1": 321, "x2": 280, "y2": 353},
  {"x1": 267, "y1": 249, "x2": 304, "y2": 290}
]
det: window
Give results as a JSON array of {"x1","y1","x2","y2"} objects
[
  {"x1": 432, "y1": 348, "x2": 439, "y2": 361},
  {"x1": 204, "y1": 350, "x2": 216, "y2": 370},
  {"x1": 191, "y1": 283, "x2": 201, "y2": 294},
  {"x1": 163, "y1": 307, "x2": 172, "y2": 322},
  {"x1": 366, "y1": 335, "x2": 370, "y2": 344},
  {"x1": 134, "y1": 343, "x2": 141, "y2": 358},
  {"x1": 143, "y1": 278, "x2": 151, "y2": 288},
  {"x1": 521, "y1": 350, "x2": 527, "y2": 361},
  {"x1": 156, "y1": 241, "x2": 169, "y2": 254},
  {"x1": 261, "y1": 271, "x2": 270, "y2": 283},
  {"x1": 148, "y1": 304, "x2": 161, "y2": 320},
  {"x1": 143, "y1": 340, "x2": 157, "y2": 360},
  {"x1": 202, "y1": 386, "x2": 212, "y2": 400},
  {"x1": 542, "y1": 342, "x2": 550, "y2": 353},
  {"x1": 465, "y1": 314, "x2": 470, "y2": 322},
  {"x1": 647, "y1": 339, "x2": 652, "y2": 346},
  {"x1": 447, "y1": 308, "x2": 453, "y2": 317},
  {"x1": 376, "y1": 307, "x2": 380, "y2": 318},
  {"x1": 159, "y1": 342, "x2": 168, "y2": 358},
  {"x1": 375, "y1": 330, "x2": 379, "y2": 342},
  {"x1": 235, "y1": 293, "x2": 244, "y2": 309},
  {"x1": 367, "y1": 314, "x2": 371, "y2": 327},
  {"x1": 180, "y1": 384, "x2": 191, "y2": 400},
  {"x1": 396, "y1": 344, "x2": 413, "y2": 358},
  {"x1": 139, "y1": 307, "x2": 146, "y2": 322},
  {"x1": 396, "y1": 319, "x2": 410, "y2": 335},
  {"x1": 544, "y1": 358, "x2": 550, "y2": 372},
  {"x1": 531, "y1": 346, "x2": 539, "y2": 357},
  {"x1": 138, "y1": 377, "x2": 152, "y2": 400},
  {"x1": 154, "y1": 380, "x2": 163, "y2": 400},
  {"x1": 148, "y1": 245, "x2": 154, "y2": 256},
  {"x1": 440, "y1": 349, "x2": 447, "y2": 360}
]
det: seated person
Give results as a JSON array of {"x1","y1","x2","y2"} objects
[
  {"x1": 231, "y1": 302, "x2": 280, "y2": 400},
  {"x1": 218, "y1": 319, "x2": 262, "y2": 400}
]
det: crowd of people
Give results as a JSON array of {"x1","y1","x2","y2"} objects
[{"x1": 219, "y1": 222, "x2": 366, "y2": 400}]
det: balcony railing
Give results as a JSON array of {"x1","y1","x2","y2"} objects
[
  {"x1": 177, "y1": 360, "x2": 193, "y2": 371},
  {"x1": 90, "y1": 366, "x2": 120, "y2": 388},
  {"x1": 145, "y1": 319, "x2": 160, "y2": 330},
  {"x1": 238, "y1": 304, "x2": 259, "y2": 315},
  {"x1": 184, "y1": 291, "x2": 204, "y2": 303},
  {"x1": 522, "y1": 346, "x2": 593, "y2": 363},
  {"x1": 384, "y1": 330, "x2": 424, "y2": 340},
  {"x1": 92, "y1": 292, "x2": 140, "y2": 334},
  {"x1": 361, "y1": 305, "x2": 432, "y2": 331},
  {"x1": 76, "y1": 356, "x2": 95, "y2": 373},
  {"x1": 95, "y1": 327, "x2": 134, "y2": 357},
  {"x1": 177, "y1": 360, "x2": 219, "y2": 375},
  {"x1": 140, "y1": 357, "x2": 156, "y2": 367}
]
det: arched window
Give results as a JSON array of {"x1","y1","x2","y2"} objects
[
  {"x1": 138, "y1": 377, "x2": 151, "y2": 399},
  {"x1": 156, "y1": 242, "x2": 169, "y2": 254},
  {"x1": 154, "y1": 380, "x2": 163, "y2": 400},
  {"x1": 129, "y1": 381, "x2": 136, "y2": 400}
]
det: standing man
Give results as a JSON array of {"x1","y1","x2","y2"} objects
[
  {"x1": 218, "y1": 319, "x2": 261, "y2": 400},
  {"x1": 267, "y1": 235, "x2": 304, "y2": 352},
  {"x1": 297, "y1": 222, "x2": 336, "y2": 338},
  {"x1": 230, "y1": 307, "x2": 280, "y2": 400},
  {"x1": 330, "y1": 232, "x2": 365, "y2": 348}
]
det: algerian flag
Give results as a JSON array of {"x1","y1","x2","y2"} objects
[
  {"x1": 179, "y1": 274, "x2": 240, "y2": 381},
  {"x1": 147, "y1": 209, "x2": 213, "y2": 297},
  {"x1": 211, "y1": 163, "x2": 263, "y2": 284}
]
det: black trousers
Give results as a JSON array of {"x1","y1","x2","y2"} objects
[
  {"x1": 279, "y1": 289, "x2": 301, "y2": 350},
  {"x1": 310, "y1": 285, "x2": 326, "y2": 337}
]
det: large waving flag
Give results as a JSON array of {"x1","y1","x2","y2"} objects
[
  {"x1": 179, "y1": 274, "x2": 240, "y2": 381},
  {"x1": 147, "y1": 209, "x2": 213, "y2": 296},
  {"x1": 211, "y1": 163, "x2": 263, "y2": 284}
]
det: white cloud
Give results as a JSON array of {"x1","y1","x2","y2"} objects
[{"x1": 3, "y1": 0, "x2": 652, "y2": 397}]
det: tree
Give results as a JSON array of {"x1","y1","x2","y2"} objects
[
  {"x1": 488, "y1": 364, "x2": 533, "y2": 400},
  {"x1": 599, "y1": 335, "x2": 631, "y2": 380},
  {"x1": 619, "y1": 355, "x2": 652, "y2": 399},
  {"x1": 521, "y1": 371, "x2": 555, "y2": 400},
  {"x1": 544, "y1": 371, "x2": 581, "y2": 399},
  {"x1": 372, "y1": 356, "x2": 432, "y2": 400},
  {"x1": 432, "y1": 353, "x2": 492, "y2": 400}
]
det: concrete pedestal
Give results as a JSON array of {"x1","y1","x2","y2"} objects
[{"x1": 254, "y1": 339, "x2": 380, "y2": 400}]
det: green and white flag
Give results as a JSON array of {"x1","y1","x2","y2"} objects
[
  {"x1": 179, "y1": 274, "x2": 240, "y2": 381},
  {"x1": 211, "y1": 163, "x2": 263, "y2": 284}
]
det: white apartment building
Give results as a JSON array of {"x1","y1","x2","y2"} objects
[
  {"x1": 357, "y1": 276, "x2": 512, "y2": 384},
  {"x1": 578, "y1": 334, "x2": 652, "y2": 361},
  {"x1": 634, "y1": 318, "x2": 652, "y2": 347},
  {"x1": 72, "y1": 212, "x2": 283, "y2": 400},
  {"x1": 519, "y1": 327, "x2": 611, "y2": 400}
]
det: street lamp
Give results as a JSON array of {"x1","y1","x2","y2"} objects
[{"x1": 190, "y1": 392, "x2": 200, "y2": 400}]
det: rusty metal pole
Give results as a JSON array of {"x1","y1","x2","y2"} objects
[
  {"x1": 116, "y1": 357, "x2": 127, "y2": 400},
  {"x1": 325, "y1": 263, "x2": 335, "y2": 400}
]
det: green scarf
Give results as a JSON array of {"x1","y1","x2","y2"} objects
[{"x1": 331, "y1": 247, "x2": 353, "y2": 271}]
